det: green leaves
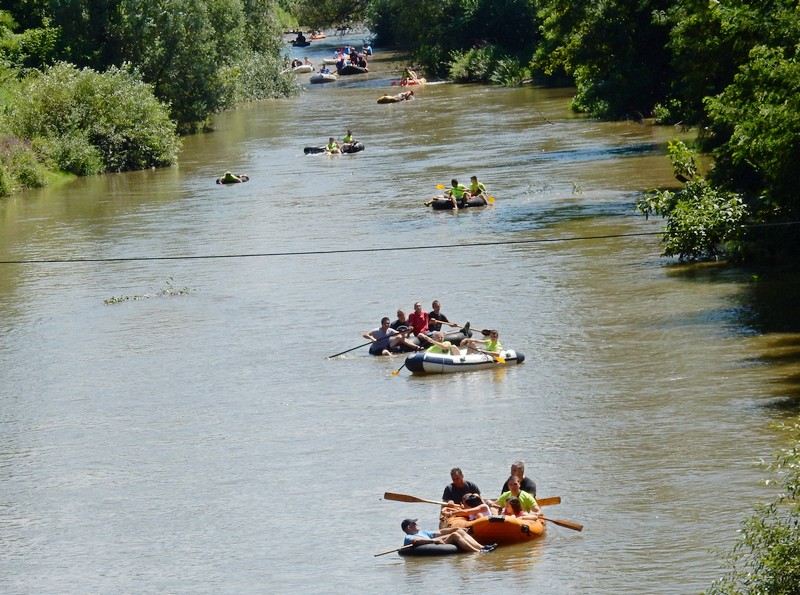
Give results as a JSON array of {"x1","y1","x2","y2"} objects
[{"x1": 5, "y1": 62, "x2": 180, "y2": 172}]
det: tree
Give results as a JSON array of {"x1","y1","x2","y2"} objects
[
  {"x1": 4, "y1": 62, "x2": 180, "y2": 173},
  {"x1": 536, "y1": 0, "x2": 676, "y2": 119}
]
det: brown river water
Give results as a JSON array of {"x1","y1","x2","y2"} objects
[{"x1": 2, "y1": 33, "x2": 800, "y2": 593}]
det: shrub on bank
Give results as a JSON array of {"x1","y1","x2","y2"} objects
[{"x1": 4, "y1": 62, "x2": 180, "y2": 174}]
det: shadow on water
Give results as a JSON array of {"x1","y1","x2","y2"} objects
[
  {"x1": 523, "y1": 142, "x2": 663, "y2": 164},
  {"x1": 668, "y1": 262, "x2": 800, "y2": 410}
]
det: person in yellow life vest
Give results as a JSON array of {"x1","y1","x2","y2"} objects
[
  {"x1": 325, "y1": 137, "x2": 340, "y2": 154},
  {"x1": 461, "y1": 329, "x2": 502, "y2": 355},
  {"x1": 420, "y1": 331, "x2": 461, "y2": 355},
  {"x1": 341, "y1": 129, "x2": 356, "y2": 151},
  {"x1": 445, "y1": 178, "x2": 468, "y2": 210},
  {"x1": 468, "y1": 175, "x2": 488, "y2": 205}
]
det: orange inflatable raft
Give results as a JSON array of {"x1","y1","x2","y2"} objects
[{"x1": 446, "y1": 515, "x2": 546, "y2": 545}]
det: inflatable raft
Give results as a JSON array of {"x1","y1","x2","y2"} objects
[
  {"x1": 304, "y1": 142, "x2": 365, "y2": 155},
  {"x1": 310, "y1": 72, "x2": 337, "y2": 84},
  {"x1": 216, "y1": 173, "x2": 249, "y2": 184},
  {"x1": 430, "y1": 196, "x2": 488, "y2": 210},
  {"x1": 446, "y1": 515, "x2": 545, "y2": 545},
  {"x1": 404, "y1": 349, "x2": 524, "y2": 374},
  {"x1": 399, "y1": 544, "x2": 460, "y2": 557},
  {"x1": 291, "y1": 64, "x2": 314, "y2": 74},
  {"x1": 338, "y1": 64, "x2": 369, "y2": 75}
]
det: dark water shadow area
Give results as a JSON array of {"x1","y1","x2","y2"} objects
[{"x1": 668, "y1": 263, "x2": 800, "y2": 410}]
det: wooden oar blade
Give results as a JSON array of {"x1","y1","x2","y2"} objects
[
  {"x1": 383, "y1": 492, "x2": 448, "y2": 505},
  {"x1": 384, "y1": 492, "x2": 422, "y2": 503},
  {"x1": 543, "y1": 517, "x2": 583, "y2": 532},
  {"x1": 536, "y1": 496, "x2": 561, "y2": 506}
]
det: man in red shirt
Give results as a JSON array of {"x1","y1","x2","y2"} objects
[{"x1": 408, "y1": 301, "x2": 430, "y2": 337}]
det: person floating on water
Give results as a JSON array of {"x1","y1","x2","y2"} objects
[
  {"x1": 377, "y1": 90, "x2": 414, "y2": 104},
  {"x1": 216, "y1": 171, "x2": 249, "y2": 184}
]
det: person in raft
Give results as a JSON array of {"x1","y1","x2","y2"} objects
[
  {"x1": 401, "y1": 518, "x2": 495, "y2": 553},
  {"x1": 468, "y1": 175, "x2": 488, "y2": 204},
  {"x1": 442, "y1": 467, "x2": 481, "y2": 505},
  {"x1": 500, "y1": 460, "x2": 537, "y2": 497},
  {"x1": 408, "y1": 301, "x2": 431, "y2": 337},
  {"x1": 420, "y1": 331, "x2": 461, "y2": 355},
  {"x1": 442, "y1": 493, "x2": 492, "y2": 521},
  {"x1": 460, "y1": 329, "x2": 502, "y2": 355},
  {"x1": 491, "y1": 475, "x2": 541, "y2": 515},
  {"x1": 426, "y1": 178, "x2": 467, "y2": 209},
  {"x1": 363, "y1": 317, "x2": 420, "y2": 356},
  {"x1": 502, "y1": 496, "x2": 541, "y2": 520},
  {"x1": 341, "y1": 129, "x2": 356, "y2": 151},
  {"x1": 427, "y1": 300, "x2": 451, "y2": 332},
  {"x1": 400, "y1": 67, "x2": 421, "y2": 85},
  {"x1": 216, "y1": 171, "x2": 248, "y2": 184},
  {"x1": 324, "y1": 137, "x2": 340, "y2": 154}
]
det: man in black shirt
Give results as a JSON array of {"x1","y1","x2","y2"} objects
[
  {"x1": 500, "y1": 460, "x2": 536, "y2": 497},
  {"x1": 442, "y1": 467, "x2": 480, "y2": 505}
]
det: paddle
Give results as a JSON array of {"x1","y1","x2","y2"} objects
[
  {"x1": 431, "y1": 319, "x2": 491, "y2": 336},
  {"x1": 327, "y1": 340, "x2": 373, "y2": 359},
  {"x1": 391, "y1": 362, "x2": 408, "y2": 376},
  {"x1": 374, "y1": 544, "x2": 415, "y2": 557},
  {"x1": 476, "y1": 348, "x2": 505, "y2": 363},
  {"x1": 384, "y1": 491, "x2": 562, "y2": 507},
  {"x1": 541, "y1": 517, "x2": 583, "y2": 532}
]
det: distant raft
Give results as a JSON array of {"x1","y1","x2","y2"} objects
[
  {"x1": 216, "y1": 173, "x2": 249, "y2": 184},
  {"x1": 310, "y1": 72, "x2": 337, "y2": 84},
  {"x1": 429, "y1": 196, "x2": 488, "y2": 210},
  {"x1": 303, "y1": 142, "x2": 365, "y2": 155}
]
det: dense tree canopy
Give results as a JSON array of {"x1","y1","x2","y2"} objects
[{"x1": 0, "y1": 0, "x2": 292, "y2": 132}]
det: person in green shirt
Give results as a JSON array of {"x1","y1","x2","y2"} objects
[
  {"x1": 461, "y1": 329, "x2": 502, "y2": 355},
  {"x1": 420, "y1": 331, "x2": 461, "y2": 355},
  {"x1": 492, "y1": 476, "x2": 540, "y2": 515},
  {"x1": 468, "y1": 175, "x2": 488, "y2": 205},
  {"x1": 445, "y1": 178, "x2": 468, "y2": 210},
  {"x1": 325, "y1": 137, "x2": 340, "y2": 154}
]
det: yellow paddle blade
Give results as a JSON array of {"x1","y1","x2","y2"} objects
[
  {"x1": 486, "y1": 194, "x2": 495, "y2": 204},
  {"x1": 435, "y1": 184, "x2": 446, "y2": 189},
  {"x1": 494, "y1": 356, "x2": 506, "y2": 363}
]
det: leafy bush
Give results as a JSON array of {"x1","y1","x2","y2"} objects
[
  {"x1": 489, "y1": 57, "x2": 530, "y2": 86},
  {"x1": 33, "y1": 133, "x2": 104, "y2": 176},
  {"x1": 5, "y1": 62, "x2": 180, "y2": 173},
  {"x1": 705, "y1": 44, "x2": 800, "y2": 215},
  {"x1": 636, "y1": 140, "x2": 748, "y2": 261},
  {"x1": 705, "y1": 417, "x2": 800, "y2": 594},
  {"x1": 0, "y1": 135, "x2": 47, "y2": 192},
  {"x1": 449, "y1": 46, "x2": 497, "y2": 83}
]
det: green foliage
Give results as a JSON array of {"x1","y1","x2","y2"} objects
[
  {"x1": 705, "y1": 418, "x2": 800, "y2": 594},
  {"x1": 4, "y1": 62, "x2": 180, "y2": 173},
  {"x1": 705, "y1": 44, "x2": 800, "y2": 216},
  {"x1": 369, "y1": 0, "x2": 540, "y2": 77},
  {"x1": 449, "y1": 46, "x2": 497, "y2": 83},
  {"x1": 489, "y1": 56, "x2": 530, "y2": 86},
  {"x1": 636, "y1": 141, "x2": 748, "y2": 261},
  {"x1": 0, "y1": 135, "x2": 48, "y2": 193},
  {"x1": 294, "y1": 0, "x2": 370, "y2": 29}
]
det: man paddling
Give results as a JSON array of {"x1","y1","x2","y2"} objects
[{"x1": 362, "y1": 317, "x2": 419, "y2": 355}]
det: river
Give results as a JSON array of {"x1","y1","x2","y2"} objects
[{"x1": 1, "y1": 32, "x2": 799, "y2": 594}]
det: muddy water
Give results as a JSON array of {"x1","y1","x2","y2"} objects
[{"x1": 1, "y1": 34, "x2": 799, "y2": 594}]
